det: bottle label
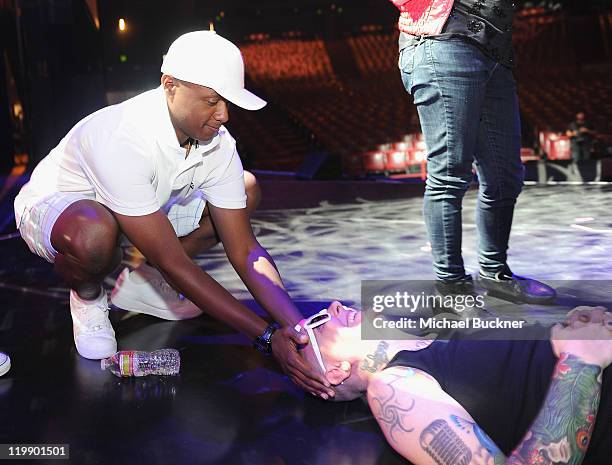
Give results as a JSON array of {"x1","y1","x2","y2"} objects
[{"x1": 119, "y1": 351, "x2": 135, "y2": 376}]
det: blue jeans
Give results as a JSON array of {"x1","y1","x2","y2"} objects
[{"x1": 399, "y1": 37, "x2": 524, "y2": 281}]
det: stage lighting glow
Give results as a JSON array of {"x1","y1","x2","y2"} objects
[{"x1": 13, "y1": 102, "x2": 23, "y2": 119}]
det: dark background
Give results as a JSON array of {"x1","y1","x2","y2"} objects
[{"x1": 0, "y1": 0, "x2": 611, "y2": 172}]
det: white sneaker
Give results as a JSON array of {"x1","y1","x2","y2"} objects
[
  {"x1": 0, "y1": 352, "x2": 10, "y2": 377},
  {"x1": 70, "y1": 289, "x2": 117, "y2": 360},
  {"x1": 110, "y1": 263, "x2": 203, "y2": 320}
]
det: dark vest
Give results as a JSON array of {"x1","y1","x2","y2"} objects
[{"x1": 442, "y1": 0, "x2": 515, "y2": 66}]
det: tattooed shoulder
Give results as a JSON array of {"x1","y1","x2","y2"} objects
[{"x1": 368, "y1": 373, "x2": 417, "y2": 443}]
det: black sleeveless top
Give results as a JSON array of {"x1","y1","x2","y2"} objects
[
  {"x1": 385, "y1": 330, "x2": 611, "y2": 464},
  {"x1": 398, "y1": 0, "x2": 515, "y2": 67},
  {"x1": 442, "y1": 0, "x2": 515, "y2": 67}
]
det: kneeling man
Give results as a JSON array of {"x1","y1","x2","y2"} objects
[{"x1": 14, "y1": 31, "x2": 331, "y2": 398}]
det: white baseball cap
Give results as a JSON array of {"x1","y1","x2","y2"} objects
[{"x1": 161, "y1": 31, "x2": 266, "y2": 111}]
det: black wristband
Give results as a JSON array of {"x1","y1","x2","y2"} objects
[{"x1": 253, "y1": 322, "x2": 280, "y2": 356}]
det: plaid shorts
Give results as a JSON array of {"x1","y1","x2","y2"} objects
[
  {"x1": 18, "y1": 191, "x2": 207, "y2": 263},
  {"x1": 162, "y1": 190, "x2": 207, "y2": 238},
  {"x1": 17, "y1": 192, "x2": 95, "y2": 263}
]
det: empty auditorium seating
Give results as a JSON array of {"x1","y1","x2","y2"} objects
[
  {"x1": 385, "y1": 150, "x2": 407, "y2": 173},
  {"x1": 240, "y1": 39, "x2": 336, "y2": 83},
  {"x1": 225, "y1": 11, "x2": 611, "y2": 174},
  {"x1": 347, "y1": 32, "x2": 399, "y2": 75},
  {"x1": 363, "y1": 151, "x2": 386, "y2": 174},
  {"x1": 520, "y1": 147, "x2": 539, "y2": 162},
  {"x1": 537, "y1": 132, "x2": 574, "y2": 160},
  {"x1": 354, "y1": 132, "x2": 427, "y2": 179},
  {"x1": 548, "y1": 137, "x2": 572, "y2": 160}
]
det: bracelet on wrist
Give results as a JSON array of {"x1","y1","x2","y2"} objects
[{"x1": 253, "y1": 322, "x2": 280, "y2": 356}]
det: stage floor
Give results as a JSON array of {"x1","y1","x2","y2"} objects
[{"x1": 0, "y1": 180, "x2": 611, "y2": 464}]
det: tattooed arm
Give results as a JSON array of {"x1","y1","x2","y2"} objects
[
  {"x1": 506, "y1": 354, "x2": 602, "y2": 465},
  {"x1": 367, "y1": 363, "x2": 602, "y2": 465},
  {"x1": 367, "y1": 320, "x2": 611, "y2": 465},
  {"x1": 367, "y1": 366, "x2": 506, "y2": 465},
  {"x1": 507, "y1": 320, "x2": 610, "y2": 465}
]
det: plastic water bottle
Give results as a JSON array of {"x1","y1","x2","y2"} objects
[{"x1": 101, "y1": 349, "x2": 180, "y2": 377}]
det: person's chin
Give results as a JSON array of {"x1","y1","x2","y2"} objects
[
  {"x1": 199, "y1": 126, "x2": 219, "y2": 141},
  {"x1": 196, "y1": 133, "x2": 213, "y2": 143}
]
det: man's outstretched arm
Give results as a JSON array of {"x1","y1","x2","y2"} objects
[
  {"x1": 207, "y1": 203, "x2": 303, "y2": 328},
  {"x1": 115, "y1": 209, "x2": 333, "y2": 398},
  {"x1": 206, "y1": 204, "x2": 335, "y2": 398},
  {"x1": 116, "y1": 210, "x2": 270, "y2": 339}
]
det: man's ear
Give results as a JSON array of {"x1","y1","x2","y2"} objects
[
  {"x1": 161, "y1": 74, "x2": 178, "y2": 99},
  {"x1": 325, "y1": 360, "x2": 352, "y2": 386},
  {"x1": 326, "y1": 300, "x2": 344, "y2": 315}
]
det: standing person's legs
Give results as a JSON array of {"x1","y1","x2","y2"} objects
[
  {"x1": 472, "y1": 69, "x2": 555, "y2": 303},
  {"x1": 472, "y1": 64, "x2": 523, "y2": 277},
  {"x1": 401, "y1": 38, "x2": 491, "y2": 282}
]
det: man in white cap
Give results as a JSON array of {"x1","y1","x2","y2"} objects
[{"x1": 14, "y1": 31, "x2": 334, "y2": 399}]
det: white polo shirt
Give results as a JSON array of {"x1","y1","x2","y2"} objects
[{"x1": 14, "y1": 86, "x2": 247, "y2": 226}]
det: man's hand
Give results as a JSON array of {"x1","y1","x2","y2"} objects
[
  {"x1": 552, "y1": 308, "x2": 612, "y2": 368},
  {"x1": 271, "y1": 326, "x2": 335, "y2": 399}
]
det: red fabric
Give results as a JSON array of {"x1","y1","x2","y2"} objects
[
  {"x1": 388, "y1": 0, "x2": 455, "y2": 36},
  {"x1": 389, "y1": 0, "x2": 412, "y2": 7}
]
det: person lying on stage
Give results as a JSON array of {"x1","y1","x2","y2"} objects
[{"x1": 297, "y1": 303, "x2": 611, "y2": 465}]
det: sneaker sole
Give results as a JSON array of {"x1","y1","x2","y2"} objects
[
  {"x1": 75, "y1": 339, "x2": 117, "y2": 360},
  {"x1": 111, "y1": 291, "x2": 203, "y2": 321}
]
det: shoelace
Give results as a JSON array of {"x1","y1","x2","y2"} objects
[{"x1": 80, "y1": 300, "x2": 112, "y2": 333}]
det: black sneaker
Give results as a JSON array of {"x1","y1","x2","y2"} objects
[{"x1": 477, "y1": 269, "x2": 556, "y2": 304}]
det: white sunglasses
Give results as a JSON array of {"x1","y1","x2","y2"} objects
[{"x1": 294, "y1": 308, "x2": 331, "y2": 374}]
